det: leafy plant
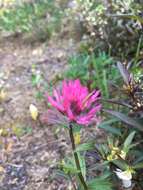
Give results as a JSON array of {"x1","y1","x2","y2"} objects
[
  {"x1": 73, "y1": 0, "x2": 143, "y2": 57},
  {"x1": 41, "y1": 79, "x2": 114, "y2": 190},
  {"x1": 65, "y1": 52, "x2": 119, "y2": 98},
  {"x1": 104, "y1": 62, "x2": 143, "y2": 130},
  {"x1": 0, "y1": 0, "x2": 63, "y2": 41},
  {"x1": 99, "y1": 62, "x2": 143, "y2": 188},
  {"x1": 91, "y1": 130, "x2": 143, "y2": 188}
]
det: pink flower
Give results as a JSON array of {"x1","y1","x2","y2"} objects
[{"x1": 47, "y1": 79, "x2": 101, "y2": 126}]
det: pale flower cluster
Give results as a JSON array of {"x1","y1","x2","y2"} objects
[
  {"x1": 74, "y1": 0, "x2": 142, "y2": 40},
  {"x1": 77, "y1": 0, "x2": 107, "y2": 38}
]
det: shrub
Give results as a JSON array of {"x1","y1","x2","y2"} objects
[
  {"x1": 0, "y1": 0, "x2": 64, "y2": 41},
  {"x1": 65, "y1": 52, "x2": 119, "y2": 98},
  {"x1": 73, "y1": 0, "x2": 143, "y2": 57}
]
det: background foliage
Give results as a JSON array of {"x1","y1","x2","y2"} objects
[
  {"x1": 0, "y1": 0, "x2": 64, "y2": 41},
  {"x1": 0, "y1": 0, "x2": 143, "y2": 189}
]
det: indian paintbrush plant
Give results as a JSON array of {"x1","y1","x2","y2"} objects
[
  {"x1": 41, "y1": 65, "x2": 143, "y2": 189},
  {"x1": 41, "y1": 79, "x2": 113, "y2": 190}
]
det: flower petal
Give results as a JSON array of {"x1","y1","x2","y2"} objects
[
  {"x1": 115, "y1": 169, "x2": 132, "y2": 180},
  {"x1": 46, "y1": 79, "x2": 101, "y2": 126},
  {"x1": 48, "y1": 96, "x2": 64, "y2": 112}
]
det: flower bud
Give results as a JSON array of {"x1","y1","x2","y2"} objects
[{"x1": 29, "y1": 104, "x2": 38, "y2": 121}]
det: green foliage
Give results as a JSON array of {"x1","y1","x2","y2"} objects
[
  {"x1": 75, "y1": 142, "x2": 95, "y2": 152},
  {"x1": 30, "y1": 0, "x2": 143, "y2": 188},
  {"x1": 104, "y1": 109, "x2": 143, "y2": 132},
  {"x1": 60, "y1": 153, "x2": 86, "y2": 181},
  {"x1": 65, "y1": 53, "x2": 90, "y2": 84},
  {"x1": 104, "y1": 62, "x2": 143, "y2": 136},
  {"x1": 0, "y1": 0, "x2": 63, "y2": 40},
  {"x1": 12, "y1": 125, "x2": 33, "y2": 137},
  {"x1": 65, "y1": 52, "x2": 119, "y2": 98},
  {"x1": 61, "y1": 156, "x2": 79, "y2": 174},
  {"x1": 74, "y1": 0, "x2": 143, "y2": 57},
  {"x1": 87, "y1": 178, "x2": 112, "y2": 190},
  {"x1": 31, "y1": 73, "x2": 42, "y2": 86},
  {"x1": 78, "y1": 153, "x2": 86, "y2": 180},
  {"x1": 94, "y1": 130, "x2": 143, "y2": 184},
  {"x1": 112, "y1": 159, "x2": 129, "y2": 171},
  {"x1": 97, "y1": 118, "x2": 121, "y2": 136},
  {"x1": 123, "y1": 131, "x2": 136, "y2": 153}
]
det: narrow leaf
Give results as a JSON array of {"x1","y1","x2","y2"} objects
[
  {"x1": 123, "y1": 131, "x2": 136, "y2": 152},
  {"x1": 133, "y1": 162, "x2": 143, "y2": 169},
  {"x1": 104, "y1": 109, "x2": 143, "y2": 131},
  {"x1": 98, "y1": 124, "x2": 121, "y2": 136},
  {"x1": 55, "y1": 170, "x2": 70, "y2": 180},
  {"x1": 112, "y1": 159, "x2": 129, "y2": 170},
  {"x1": 78, "y1": 153, "x2": 86, "y2": 180},
  {"x1": 89, "y1": 161, "x2": 110, "y2": 171},
  {"x1": 87, "y1": 178, "x2": 112, "y2": 190},
  {"x1": 117, "y1": 62, "x2": 130, "y2": 85},
  {"x1": 76, "y1": 142, "x2": 95, "y2": 152}
]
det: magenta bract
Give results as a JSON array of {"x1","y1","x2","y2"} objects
[{"x1": 47, "y1": 79, "x2": 101, "y2": 126}]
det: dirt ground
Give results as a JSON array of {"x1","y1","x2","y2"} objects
[{"x1": 0, "y1": 37, "x2": 76, "y2": 190}]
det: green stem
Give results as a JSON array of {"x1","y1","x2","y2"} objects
[{"x1": 69, "y1": 124, "x2": 88, "y2": 190}]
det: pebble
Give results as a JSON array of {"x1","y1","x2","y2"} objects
[{"x1": 1, "y1": 164, "x2": 28, "y2": 190}]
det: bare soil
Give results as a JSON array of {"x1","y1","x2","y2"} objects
[{"x1": 0, "y1": 37, "x2": 75, "y2": 190}]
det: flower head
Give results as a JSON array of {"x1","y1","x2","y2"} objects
[{"x1": 47, "y1": 79, "x2": 101, "y2": 126}]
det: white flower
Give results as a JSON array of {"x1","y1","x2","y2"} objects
[
  {"x1": 115, "y1": 168, "x2": 132, "y2": 188},
  {"x1": 68, "y1": 0, "x2": 78, "y2": 9},
  {"x1": 29, "y1": 104, "x2": 38, "y2": 121}
]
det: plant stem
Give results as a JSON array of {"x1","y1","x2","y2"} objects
[{"x1": 69, "y1": 124, "x2": 88, "y2": 190}]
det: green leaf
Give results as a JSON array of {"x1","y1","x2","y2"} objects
[
  {"x1": 23, "y1": 126, "x2": 33, "y2": 134},
  {"x1": 97, "y1": 144, "x2": 109, "y2": 158},
  {"x1": 104, "y1": 109, "x2": 143, "y2": 131},
  {"x1": 61, "y1": 157, "x2": 79, "y2": 174},
  {"x1": 123, "y1": 131, "x2": 136, "y2": 153},
  {"x1": 55, "y1": 170, "x2": 70, "y2": 180},
  {"x1": 76, "y1": 142, "x2": 95, "y2": 152},
  {"x1": 112, "y1": 159, "x2": 128, "y2": 170},
  {"x1": 87, "y1": 178, "x2": 112, "y2": 190},
  {"x1": 98, "y1": 119, "x2": 121, "y2": 135},
  {"x1": 77, "y1": 153, "x2": 86, "y2": 180},
  {"x1": 31, "y1": 74, "x2": 42, "y2": 86},
  {"x1": 126, "y1": 15, "x2": 143, "y2": 24},
  {"x1": 133, "y1": 162, "x2": 143, "y2": 169},
  {"x1": 89, "y1": 161, "x2": 110, "y2": 171},
  {"x1": 133, "y1": 154, "x2": 143, "y2": 164},
  {"x1": 72, "y1": 124, "x2": 82, "y2": 133},
  {"x1": 61, "y1": 161, "x2": 79, "y2": 174},
  {"x1": 35, "y1": 91, "x2": 43, "y2": 99},
  {"x1": 100, "y1": 171, "x2": 112, "y2": 180},
  {"x1": 98, "y1": 124, "x2": 121, "y2": 136},
  {"x1": 98, "y1": 118, "x2": 118, "y2": 126},
  {"x1": 107, "y1": 136, "x2": 114, "y2": 147}
]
